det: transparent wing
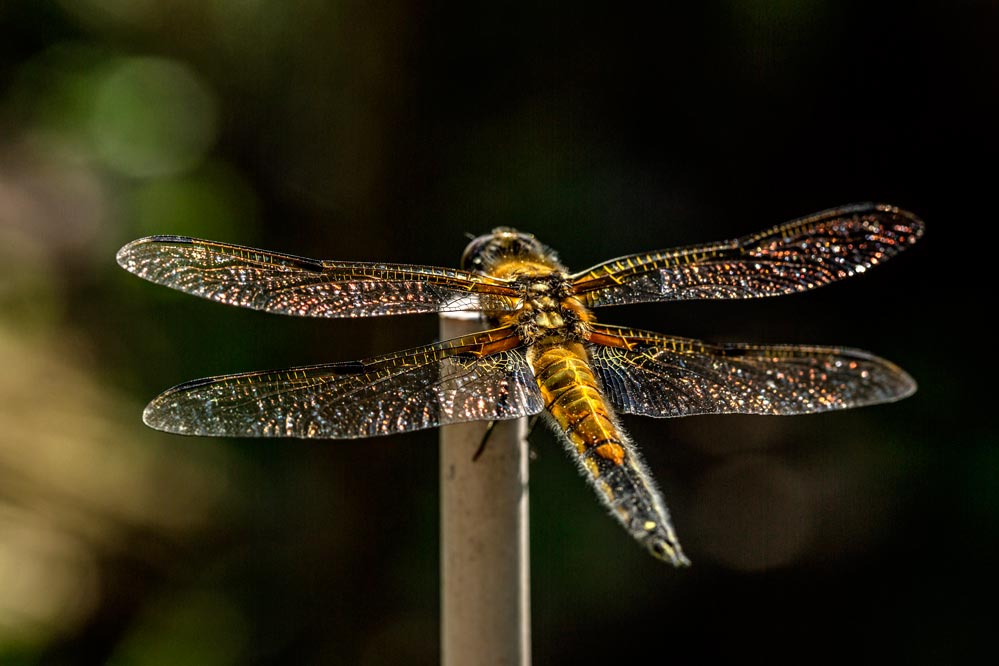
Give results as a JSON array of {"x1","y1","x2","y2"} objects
[
  {"x1": 117, "y1": 236, "x2": 521, "y2": 317},
  {"x1": 586, "y1": 324, "x2": 915, "y2": 417},
  {"x1": 572, "y1": 203, "x2": 923, "y2": 307},
  {"x1": 143, "y1": 326, "x2": 543, "y2": 437}
]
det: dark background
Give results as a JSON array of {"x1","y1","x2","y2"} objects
[{"x1": 0, "y1": 1, "x2": 993, "y2": 663}]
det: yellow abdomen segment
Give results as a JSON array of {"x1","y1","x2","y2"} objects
[{"x1": 531, "y1": 343, "x2": 625, "y2": 467}]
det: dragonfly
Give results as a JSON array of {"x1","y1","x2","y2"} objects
[{"x1": 117, "y1": 202, "x2": 922, "y2": 565}]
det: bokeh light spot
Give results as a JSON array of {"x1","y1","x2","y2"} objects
[{"x1": 90, "y1": 57, "x2": 218, "y2": 178}]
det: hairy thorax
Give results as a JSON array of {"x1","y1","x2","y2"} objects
[{"x1": 490, "y1": 260, "x2": 593, "y2": 345}]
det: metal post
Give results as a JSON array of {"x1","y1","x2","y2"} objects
[{"x1": 440, "y1": 313, "x2": 531, "y2": 666}]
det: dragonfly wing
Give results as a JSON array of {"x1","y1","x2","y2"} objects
[
  {"x1": 143, "y1": 327, "x2": 543, "y2": 437},
  {"x1": 117, "y1": 236, "x2": 520, "y2": 317},
  {"x1": 586, "y1": 324, "x2": 915, "y2": 417},
  {"x1": 572, "y1": 203, "x2": 923, "y2": 307}
]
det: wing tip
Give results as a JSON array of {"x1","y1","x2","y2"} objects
[
  {"x1": 825, "y1": 345, "x2": 918, "y2": 399},
  {"x1": 142, "y1": 383, "x2": 215, "y2": 436},
  {"x1": 115, "y1": 238, "x2": 145, "y2": 271},
  {"x1": 867, "y1": 202, "x2": 925, "y2": 243},
  {"x1": 848, "y1": 201, "x2": 926, "y2": 245},
  {"x1": 807, "y1": 202, "x2": 925, "y2": 244},
  {"x1": 892, "y1": 367, "x2": 919, "y2": 402},
  {"x1": 116, "y1": 235, "x2": 199, "y2": 272},
  {"x1": 142, "y1": 398, "x2": 188, "y2": 435},
  {"x1": 838, "y1": 348, "x2": 918, "y2": 407}
]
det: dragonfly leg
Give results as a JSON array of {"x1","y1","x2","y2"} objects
[
  {"x1": 472, "y1": 420, "x2": 497, "y2": 461},
  {"x1": 525, "y1": 414, "x2": 541, "y2": 439},
  {"x1": 471, "y1": 415, "x2": 540, "y2": 462}
]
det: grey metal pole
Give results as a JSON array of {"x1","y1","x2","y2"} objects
[{"x1": 440, "y1": 313, "x2": 531, "y2": 666}]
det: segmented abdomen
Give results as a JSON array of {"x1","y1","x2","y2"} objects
[{"x1": 530, "y1": 342, "x2": 688, "y2": 565}]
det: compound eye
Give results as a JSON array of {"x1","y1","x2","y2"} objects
[{"x1": 460, "y1": 234, "x2": 491, "y2": 270}]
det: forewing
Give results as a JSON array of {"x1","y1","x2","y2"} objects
[
  {"x1": 572, "y1": 203, "x2": 923, "y2": 307},
  {"x1": 143, "y1": 327, "x2": 543, "y2": 437},
  {"x1": 117, "y1": 236, "x2": 520, "y2": 317},
  {"x1": 586, "y1": 325, "x2": 915, "y2": 417}
]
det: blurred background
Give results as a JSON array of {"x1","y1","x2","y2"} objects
[{"x1": 0, "y1": 1, "x2": 993, "y2": 663}]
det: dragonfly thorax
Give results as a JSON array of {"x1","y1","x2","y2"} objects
[
  {"x1": 508, "y1": 274, "x2": 592, "y2": 345},
  {"x1": 462, "y1": 228, "x2": 589, "y2": 344}
]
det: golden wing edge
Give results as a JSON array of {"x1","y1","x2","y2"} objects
[
  {"x1": 569, "y1": 202, "x2": 924, "y2": 300},
  {"x1": 587, "y1": 323, "x2": 918, "y2": 416},
  {"x1": 739, "y1": 202, "x2": 924, "y2": 246},
  {"x1": 116, "y1": 235, "x2": 522, "y2": 317},
  {"x1": 570, "y1": 202, "x2": 925, "y2": 279},
  {"x1": 140, "y1": 327, "x2": 543, "y2": 438},
  {"x1": 116, "y1": 235, "x2": 327, "y2": 273}
]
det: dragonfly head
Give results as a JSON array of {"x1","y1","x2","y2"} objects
[{"x1": 461, "y1": 227, "x2": 562, "y2": 274}]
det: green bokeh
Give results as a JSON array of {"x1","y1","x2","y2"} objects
[{"x1": 90, "y1": 57, "x2": 218, "y2": 178}]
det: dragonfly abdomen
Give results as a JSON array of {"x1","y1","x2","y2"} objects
[
  {"x1": 531, "y1": 343, "x2": 689, "y2": 565},
  {"x1": 535, "y1": 345, "x2": 623, "y2": 460}
]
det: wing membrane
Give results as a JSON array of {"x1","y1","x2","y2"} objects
[
  {"x1": 586, "y1": 324, "x2": 915, "y2": 417},
  {"x1": 117, "y1": 236, "x2": 521, "y2": 317},
  {"x1": 572, "y1": 203, "x2": 923, "y2": 307},
  {"x1": 143, "y1": 326, "x2": 543, "y2": 437}
]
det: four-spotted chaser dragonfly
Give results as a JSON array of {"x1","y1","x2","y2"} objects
[{"x1": 117, "y1": 203, "x2": 922, "y2": 565}]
